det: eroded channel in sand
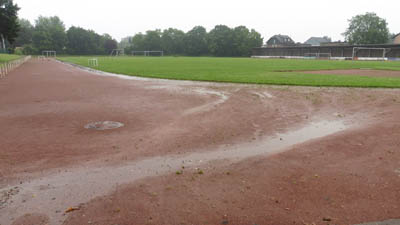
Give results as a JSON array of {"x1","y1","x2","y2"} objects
[{"x1": 0, "y1": 120, "x2": 348, "y2": 225}]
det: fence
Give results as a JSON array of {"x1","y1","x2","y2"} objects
[
  {"x1": 0, "y1": 56, "x2": 31, "y2": 79},
  {"x1": 252, "y1": 44, "x2": 400, "y2": 60}
]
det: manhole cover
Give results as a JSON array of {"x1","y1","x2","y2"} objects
[{"x1": 84, "y1": 121, "x2": 124, "y2": 130}]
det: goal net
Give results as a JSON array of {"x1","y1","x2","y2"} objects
[
  {"x1": 110, "y1": 49, "x2": 124, "y2": 56},
  {"x1": 352, "y1": 47, "x2": 389, "y2": 60},
  {"x1": 304, "y1": 53, "x2": 331, "y2": 59},
  {"x1": 88, "y1": 58, "x2": 98, "y2": 67},
  {"x1": 131, "y1": 51, "x2": 164, "y2": 56},
  {"x1": 42, "y1": 50, "x2": 56, "y2": 58}
]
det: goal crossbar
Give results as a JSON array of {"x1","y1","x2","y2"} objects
[
  {"x1": 88, "y1": 58, "x2": 98, "y2": 67},
  {"x1": 42, "y1": 50, "x2": 56, "y2": 58},
  {"x1": 110, "y1": 49, "x2": 124, "y2": 56},
  {"x1": 304, "y1": 52, "x2": 331, "y2": 59},
  {"x1": 131, "y1": 50, "x2": 164, "y2": 56},
  {"x1": 352, "y1": 47, "x2": 390, "y2": 60}
]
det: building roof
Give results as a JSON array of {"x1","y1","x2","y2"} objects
[
  {"x1": 304, "y1": 37, "x2": 331, "y2": 46},
  {"x1": 267, "y1": 35, "x2": 294, "y2": 45}
]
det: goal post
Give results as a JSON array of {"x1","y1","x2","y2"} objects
[
  {"x1": 131, "y1": 51, "x2": 145, "y2": 56},
  {"x1": 42, "y1": 50, "x2": 56, "y2": 58},
  {"x1": 304, "y1": 52, "x2": 331, "y2": 59},
  {"x1": 131, "y1": 50, "x2": 164, "y2": 56},
  {"x1": 352, "y1": 47, "x2": 389, "y2": 60},
  {"x1": 88, "y1": 58, "x2": 98, "y2": 67},
  {"x1": 110, "y1": 49, "x2": 124, "y2": 56}
]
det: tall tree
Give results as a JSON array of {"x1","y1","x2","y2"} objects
[
  {"x1": 143, "y1": 30, "x2": 162, "y2": 50},
  {"x1": 14, "y1": 18, "x2": 33, "y2": 47},
  {"x1": 343, "y1": 12, "x2": 390, "y2": 45},
  {"x1": 232, "y1": 26, "x2": 251, "y2": 56},
  {"x1": 32, "y1": 16, "x2": 67, "y2": 53},
  {"x1": 161, "y1": 28, "x2": 185, "y2": 55},
  {"x1": 207, "y1": 25, "x2": 234, "y2": 57},
  {"x1": 246, "y1": 29, "x2": 263, "y2": 54},
  {"x1": 0, "y1": 0, "x2": 20, "y2": 50},
  {"x1": 183, "y1": 26, "x2": 208, "y2": 56},
  {"x1": 128, "y1": 33, "x2": 145, "y2": 52},
  {"x1": 124, "y1": 25, "x2": 263, "y2": 57},
  {"x1": 103, "y1": 34, "x2": 118, "y2": 54},
  {"x1": 66, "y1": 26, "x2": 100, "y2": 55}
]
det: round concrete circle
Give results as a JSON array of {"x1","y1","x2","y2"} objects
[{"x1": 84, "y1": 121, "x2": 124, "y2": 130}]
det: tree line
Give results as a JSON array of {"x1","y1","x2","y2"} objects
[
  {"x1": 122, "y1": 25, "x2": 263, "y2": 57},
  {"x1": 15, "y1": 20, "x2": 263, "y2": 56},
  {"x1": 14, "y1": 16, "x2": 263, "y2": 56},
  {"x1": 2, "y1": 1, "x2": 263, "y2": 56},
  {"x1": 2, "y1": 0, "x2": 397, "y2": 57},
  {"x1": 14, "y1": 16, "x2": 118, "y2": 55}
]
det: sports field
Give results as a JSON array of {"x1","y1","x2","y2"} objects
[
  {"x1": 59, "y1": 56, "x2": 400, "y2": 88},
  {"x1": 2, "y1": 58, "x2": 400, "y2": 225},
  {"x1": 0, "y1": 54, "x2": 21, "y2": 63}
]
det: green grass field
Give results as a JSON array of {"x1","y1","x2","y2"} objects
[
  {"x1": 59, "y1": 56, "x2": 400, "y2": 88},
  {"x1": 0, "y1": 54, "x2": 22, "y2": 64}
]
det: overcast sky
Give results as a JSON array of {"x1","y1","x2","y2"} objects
[{"x1": 14, "y1": 0, "x2": 400, "y2": 43}]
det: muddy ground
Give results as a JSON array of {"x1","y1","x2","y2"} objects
[{"x1": 0, "y1": 60, "x2": 399, "y2": 225}]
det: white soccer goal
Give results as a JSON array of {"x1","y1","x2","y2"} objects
[
  {"x1": 304, "y1": 53, "x2": 331, "y2": 59},
  {"x1": 110, "y1": 49, "x2": 124, "y2": 56},
  {"x1": 88, "y1": 58, "x2": 98, "y2": 67},
  {"x1": 42, "y1": 50, "x2": 56, "y2": 58},
  {"x1": 352, "y1": 47, "x2": 389, "y2": 60},
  {"x1": 131, "y1": 50, "x2": 164, "y2": 56}
]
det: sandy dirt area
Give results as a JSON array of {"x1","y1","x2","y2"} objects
[{"x1": 0, "y1": 59, "x2": 399, "y2": 225}]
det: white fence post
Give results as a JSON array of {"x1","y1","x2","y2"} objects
[{"x1": 0, "y1": 55, "x2": 31, "y2": 79}]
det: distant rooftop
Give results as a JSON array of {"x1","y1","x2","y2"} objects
[
  {"x1": 266, "y1": 34, "x2": 295, "y2": 47},
  {"x1": 304, "y1": 37, "x2": 331, "y2": 46}
]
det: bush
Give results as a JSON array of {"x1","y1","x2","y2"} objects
[
  {"x1": 14, "y1": 47, "x2": 23, "y2": 55},
  {"x1": 22, "y1": 44, "x2": 38, "y2": 55}
]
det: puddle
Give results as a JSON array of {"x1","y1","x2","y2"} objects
[
  {"x1": 251, "y1": 91, "x2": 274, "y2": 99},
  {"x1": 395, "y1": 168, "x2": 400, "y2": 176},
  {"x1": 145, "y1": 85, "x2": 230, "y2": 115},
  {"x1": 355, "y1": 219, "x2": 400, "y2": 225},
  {"x1": 60, "y1": 60, "x2": 229, "y2": 87},
  {"x1": 0, "y1": 120, "x2": 348, "y2": 225},
  {"x1": 183, "y1": 88, "x2": 229, "y2": 115},
  {"x1": 84, "y1": 121, "x2": 124, "y2": 130}
]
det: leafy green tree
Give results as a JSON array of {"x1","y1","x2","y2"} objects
[
  {"x1": 183, "y1": 26, "x2": 208, "y2": 56},
  {"x1": 232, "y1": 26, "x2": 253, "y2": 56},
  {"x1": 143, "y1": 30, "x2": 162, "y2": 50},
  {"x1": 161, "y1": 28, "x2": 185, "y2": 55},
  {"x1": 246, "y1": 29, "x2": 263, "y2": 54},
  {"x1": 66, "y1": 26, "x2": 100, "y2": 55},
  {"x1": 103, "y1": 34, "x2": 118, "y2": 54},
  {"x1": 124, "y1": 33, "x2": 145, "y2": 54},
  {"x1": 130, "y1": 33, "x2": 145, "y2": 50},
  {"x1": 92, "y1": 32, "x2": 106, "y2": 54},
  {"x1": 207, "y1": 25, "x2": 234, "y2": 57},
  {"x1": 21, "y1": 44, "x2": 36, "y2": 55},
  {"x1": 32, "y1": 16, "x2": 67, "y2": 53},
  {"x1": 14, "y1": 18, "x2": 33, "y2": 47},
  {"x1": 125, "y1": 30, "x2": 162, "y2": 52},
  {"x1": 343, "y1": 12, "x2": 390, "y2": 44},
  {"x1": 124, "y1": 25, "x2": 263, "y2": 57},
  {"x1": 0, "y1": 0, "x2": 20, "y2": 50}
]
